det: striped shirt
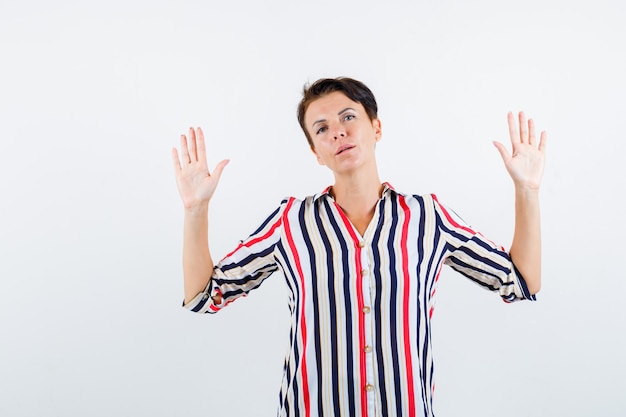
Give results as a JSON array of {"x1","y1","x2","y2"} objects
[{"x1": 184, "y1": 183, "x2": 535, "y2": 417}]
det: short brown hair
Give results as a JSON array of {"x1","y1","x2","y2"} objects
[{"x1": 297, "y1": 77, "x2": 378, "y2": 148}]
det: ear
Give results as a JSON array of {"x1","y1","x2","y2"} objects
[
  {"x1": 310, "y1": 146, "x2": 326, "y2": 166},
  {"x1": 373, "y1": 118, "x2": 382, "y2": 142}
]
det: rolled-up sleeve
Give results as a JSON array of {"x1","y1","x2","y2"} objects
[
  {"x1": 432, "y1": 195, "x2": 536, "y2": 303},
  {"x1": 183, "y1": 200, "x2": 288, "y2": 314}
]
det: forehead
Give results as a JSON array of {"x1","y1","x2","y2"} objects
[{"x1": 304, "y1": 91, "x2": 363, "y2": 124}]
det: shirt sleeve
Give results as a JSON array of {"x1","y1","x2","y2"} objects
[
  {"x1": 183, "y1": 200, "x2": 288, "y2": 314},
  {"x1": 431, "y1": 194, "x2": 536, "y2": 303}
]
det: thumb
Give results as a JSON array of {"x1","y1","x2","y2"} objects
[
  {"x1": 211, "y1": 159, "x2": 230, "y2": 181},
  {"x1": 492, "y1": 141, "x2": 510, "y2": 165}
]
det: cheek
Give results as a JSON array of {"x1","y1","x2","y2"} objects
[
  {"x1": 310, "y1": 144, "x2": 324, "y2": 163},
  {"x1": 315, "y1": 144, "x2": 336, "y2": 164},
  {"x1": 313, "y1": 150, "x2": 327, "y2": 166}
]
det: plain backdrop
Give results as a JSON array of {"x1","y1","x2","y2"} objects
[{"x1": 1, "y1": 0, "x2": 625, "y2": 416}]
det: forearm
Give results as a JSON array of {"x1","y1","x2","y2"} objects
[
  {"x1": 182, "y1": 204, "x2": 215, "y2": 304},
  {"x1": 509, "y1": 187, "x2": 542, "y2": 294}
]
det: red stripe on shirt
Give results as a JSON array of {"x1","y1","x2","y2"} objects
[
  {"x1": 431, "y1": 194, "x2": 475, "y2": 235},
  {"x1": 224, "y1": 216, "x2": 284, "y2": 258},
  {"x1": 283, "y1": 197, "x2": 310, "y2": 417},
  {"x1": 398, "y1": 196, "x2": 416, "y2": 417},
  {"x1": 431, "y1": 262, "x2": 444, "y2": 298},
  {"x1": 432, "y1": 195, "x2": 507, "y2": 258},
  {"x1": 333, "y1": 202, "x2": 368, "y2": 417}
]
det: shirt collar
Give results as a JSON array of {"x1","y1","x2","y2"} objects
[{"x1": 313, "y1": 182, "x2": 395, "y2": 202}]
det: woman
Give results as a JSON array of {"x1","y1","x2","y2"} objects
[{"x1": 171, "y1": 77, "x2": 546, "y2": 417}]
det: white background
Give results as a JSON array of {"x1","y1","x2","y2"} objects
[{"x1": 1, "y1": 0, "x2": 625, "y2": 416}]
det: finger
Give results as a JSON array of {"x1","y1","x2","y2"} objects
[
  {"x1": 196, "y1": 127, "x2": 208, "y2": 167},
  {"x1": 507, "y1": 112, "x2": 520, "y2": 144},
  {"x1": 188, "y1": 127, "x2": 198, "y2": 162},
  {"x1": 528, "y1": 118, "x2": 536, "y2": 146},
  {"x1": 518, "y1": 111, "x2": 528, "y2": 144},
  {"x1": 492, "y1": 141, "x2": 511, "y2": 165},
  {"x1": 171, "y1": 148, "x2": 182, "y2": 173},
  {"x1": 211, "y1": 159, "x2": 230, "y2": 182},
  {"x1": 538, "y1": 130, "x2": 547, "y2": 153},
  {"x1": 180, "y1": 134, "x2": 191, "y2": 164}
]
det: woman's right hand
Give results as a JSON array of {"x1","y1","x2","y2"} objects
[{"x1": 171, "y1": 127, "x2": 229, "y2": 209}]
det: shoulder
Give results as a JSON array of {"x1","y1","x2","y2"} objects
[
  {"x1": 276, "y1": 193, "x2": 320, "y2": 213},
  {"x1": 387, "y1": 190, "x2": 460, "y2": 224},
  {"x1": 385, "y1": 186, "x2": 439, "y2": 208}
]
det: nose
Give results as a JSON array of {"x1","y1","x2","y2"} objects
[{"x1": 330, "y1": 123, "x2": 346, "y2": 140}]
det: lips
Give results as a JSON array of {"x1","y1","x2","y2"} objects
[{"x1": 335, "y1": 144, "x2": 355, "y2": 155}]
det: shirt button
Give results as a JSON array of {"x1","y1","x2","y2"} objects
[
  {"x1": 358, "y1": 241, "x2": 366, "y2": 248},
  {"x1": 361, "y1": 269, "x2": 368, "y2": 276},
  {"x1": 364, "y1": 345, "x2": 372, "y2": 353},
  {"x1": 362, "y1": 306, "x2": 371, "y2": 314},
  {"x1": 365, "y1": 384, "x2": 375, "y2": 392}
]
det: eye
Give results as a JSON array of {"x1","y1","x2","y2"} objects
[
  {"x1": 316, "y1": 126, "x2": 327, "y2": 135},
  {"x1": 343, "y1": 114, "x2": 355, "y2": 121}
]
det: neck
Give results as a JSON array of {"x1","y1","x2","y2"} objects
[{"x1": 331, "y1": 169, "x2": 383, "y2": 214}]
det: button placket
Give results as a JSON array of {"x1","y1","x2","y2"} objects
[{"x1": 360, "y1": 243, "x2": 377, "y2": 411}]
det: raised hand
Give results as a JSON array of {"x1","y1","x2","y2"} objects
[
  {"x1": 171, "y1": 127, "x2": 229, "y2": 209},
  {"x1": 493, "y1": 111, "x2": 547, "y2": 191}
]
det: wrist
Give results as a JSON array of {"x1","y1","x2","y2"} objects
[
  {"x1": 184, "y1": 202, "x2": 209, "y2": 216},
  {"x1": 514, "y1": 184, "x2": 540, "y2": 199}
]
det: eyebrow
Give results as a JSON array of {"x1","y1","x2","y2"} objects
[{"x1": 311, "y1": 107, "x2": 356, "y2": 129}]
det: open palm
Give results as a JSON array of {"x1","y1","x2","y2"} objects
[
  {"x1": 171, "y1": 127, "x2": 229, "y2": 209},
  {"x1": 493, "y1": 111, "x2": 547, "y2": 191}
]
